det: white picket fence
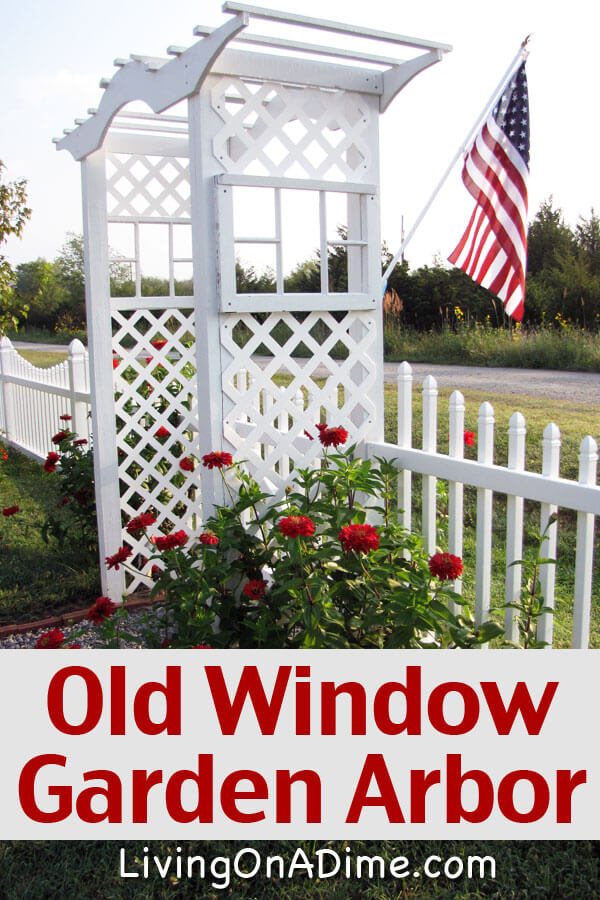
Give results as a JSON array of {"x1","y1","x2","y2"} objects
[
  {"x1": 363, "y1": 362, "x2": 600, "y2": 649},
  {"x1": 1, "y1": 341, "x2": 598, "y2": 647},
  {"x1": 0, "y1": 337, "x2": 91, "y2": 461}
]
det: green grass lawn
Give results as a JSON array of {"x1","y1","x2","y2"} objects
[
  {"x1": 18, "y1": 348, "x2": 68, "y2": 368},
  {"x1": 0, "y1": 446, "x2": 100, "y2": 625}
]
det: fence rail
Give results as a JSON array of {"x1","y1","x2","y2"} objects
[
  {"x1": 364, "y1": 361, "x2": 600, "y2": 649},
  {"x1": 0, "y1": 337, "x2": 91, "y2": 461}
]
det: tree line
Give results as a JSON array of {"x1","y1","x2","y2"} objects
[{"x1": 2, "y1": 159, "x2": 599, "y2": 336}]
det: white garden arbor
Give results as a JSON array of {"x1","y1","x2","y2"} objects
[{"x1": 56, "y1": 3, "x2": 451, "y2": 599}]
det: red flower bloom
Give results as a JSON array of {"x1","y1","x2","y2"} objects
[
  {"x1": 428, "y1": 552, "x2": 464, "y2": 581},
  {"x1": 145, "y1": 356, "x2": 153, "y2": 365},
  {"x1": 338, "y1": 523, "x2": 379, "y2": 553},
  {"x1": 202, "y1": 451, "x2": 233, "y2": 469},
  {"x1": 243, "y1": 579, "x2": 267, "y2": 599},
  {"x1": 105, "y1": 546, "x2": 132, "y2": 570},
  {"x1": 2, "y1": 505, "x2": 19, "y2": 517},
  {"x1": 59, "y1": 414, "x2": 72, "y2": 421},
  {"x1": 151, "y1": 339, "x2": 168, "y2": 350},
  {"x1": 303, "y1": 430, "x2": 314, "y2": 441},
  {"x1": 464, "y1": 430, "x2": 475, "y2": 447},
  {"x1": 150, "y1": 564, "x2": 162, "y2": 580},
  {"x1": 35, "y1": 629, "x2": 64, "y2": 649},
  {"x1": 112, "y1": 357, "x2": 120, "y2": 369},
  {"x1": 66, "y1": 643, "x2": 81, "y2": 649},
  {"x1": 193, "y1": 644, "x2": 213, "y2": 649},
  {"x1": 179, "y1": 456, "x2": 195, "y2": 471},
  {"x1": 73, "y1": 438, "x2": 88, "y2": 446},
  {"x1": 318, "y1": 426, "x2": 349, "y2": 448},
  {"x1": 153, "y1": 530, "x2": 188, "y2": 551},
  {"x1": 199, "y1": 531, "x2": 219, "y2": 546},
  {"x1": 52, "y1": 430, "x2": 69, "y2": 445},
  {"x1": 279, "y1": 515, "x2": 315, "y2": 538},
  {"x1": 126, "y1": 512, "x2": 157, "y2": 535},
  {"x1": 43, "y1": 452, "x2": 60, "y2": 473},
  {"x1": 88, "y1": 596, "x2": 117, "y2": 624},
  {"x1": 315, "y1": 423, "x2": 327, "y2": 433},
  {"x1": 57, "y1": 497, "x2": 70, "y2": 507},
  {"x1": 155, "y1": 426, "x2": 169, "y2": 438}
]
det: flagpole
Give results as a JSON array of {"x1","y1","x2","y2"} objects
[{"x1": 382, "y1": 37, "x2": 531, "y2": 286}]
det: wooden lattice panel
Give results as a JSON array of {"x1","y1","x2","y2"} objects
[
  {"x1": 221, "y1": 310, "x2": 378, "y2": 494},
  {"x1": 112, "y1": 307, "x2": 199, "y2": 589},
  {"x1": 106, "y1": 153, "x2": 191, "y2": 219},
  {"x1": 211, "y1": 77, "x2": 374, "y2": 181}
]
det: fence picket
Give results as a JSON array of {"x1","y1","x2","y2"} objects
[
  {"x1": 572, "y1": 436, "x2": 598, "y2": 648},
  {"x1": 422, "y1": 374, "x2": 438, "y2": 555},
  {"x1": 505, "y1": 411, "x2": 526, "y2": 643},
  {"x1": 475, "y1": 401, "x2": 495, "y2": 632},
  {"x1": 537, "y1": 423, "x2": 561, "y2": 647},
  {"x1": 397, "y1": 361, "x2": 412, "y2": 538},
  {"x1": 448, "y1": 390, "x2": 465, "y2": 608}
]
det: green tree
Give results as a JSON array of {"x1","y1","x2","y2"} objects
[
  {"x1": 526, "y1": 197, "x2": 576, "y2": 277},
  {"x1": 0, "y1": 161, "x2": 32, "y2": 334},
  {"x1": 13, "y1": 258, "x2": 63, "y2": 329}
]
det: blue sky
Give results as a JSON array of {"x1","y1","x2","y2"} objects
[{"x1": 2, "y1": 0, "x2": 598, "y2": 272}]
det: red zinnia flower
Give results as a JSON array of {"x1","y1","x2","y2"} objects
[
  {"x1": 88, "y1": 596, "x2": 116, "y2": 624},
  {"x1": 279, "y1": 515, "x2": 315, "y2": 538},
  {"x1": 112, "y1": 357, "x2": 120, "y2": 369},
  {"x1": 318, "y1": 426, "x2": 349, "y2": 448},
  {"x1": 126, "y1": 512, "x2": 157, "y2": 535},
  {"x1": 52, "y1": 430, "x2": 69, "y2": 445},
  {"x1": 57, "y1": 497, "x2": 70, "y2": 508},
  {"x1": 199, "y1": 531, "x2": 219, "y2": 546},
  {"x1": 155, "y1": 426, "x2": 169, "y2": 438},
  {"x1": 202, "y1": 451, "x2": 233, "y2": 469},
  {"x1": 153, "y1": 530, "x2": 188, "y2": 551},
  {"x1": 35, "y1": 629, "x2": 64, "y2": 649},
  {"x1": 105, "y1": 546, "x2": 132, "y2": 570},
  {"x1": 428, "y1": 552, "x2": 464, "y2": 581},
  {"x1": 179, "y1": 456, "x2": 195, "y2": 471},
  {"x1": 464, "y1": 430, "x2": 475, "y2": 447},
  {"x1": 150, "y1": 564, "x2": 162, "y2": 580},
  {"x1": 43, "y1": 452, "x2": 60, "y2": 473},
  {"x1": 59, "y1": 414, "x2": 72, "y2": 421},
  {"x1": 338, "y1": 523, "x2": 379, "y2": 553},
  {"x1": 151, "y1": 339, "x2": 168, "y2": 350},
  {"x1": 2, "y1": 505, "x2": 19, "y2": 517},
  {"x1": 73, "y1": 438, "x2": 88, "y2": 446},
  {"x1": 243, "y1": 579, "x2": 267, "y2": 599}
]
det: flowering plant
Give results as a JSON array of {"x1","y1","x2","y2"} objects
[
  {"x1": 40, "y1": 419, "x2": 97, "y2": 556},
  {"x1": 112, "y1": 432, "x2": 503, "y2": 650}
]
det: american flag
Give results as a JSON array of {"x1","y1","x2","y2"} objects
[{"x1": 448, "y1": 61, "x2": 529, "y2": 321}]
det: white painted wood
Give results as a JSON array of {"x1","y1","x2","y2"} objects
[
  {"x1": 81, "y1": 150, "x2": 125, "y2": 602},
  {"x1": 222, "y1": 3, "x2": 452, "y2": 52},
  {"x1": 475, "y1": 402, "x2": 494, "y2": 630},
  {"x1": 217, "y1": 174, "x2": 378, "y2": 194},
  {"x1": 57, "y1": 15, "x2": 248, "y2": 160},
  {"x1": 537, "y1": 423, "x2": 561, "y2": 647},
  {"x1": 421, "y1": 374, "x2": 437, "y2": 555},
  {"x1": 505, "y1": 411, "x2": 526, "y2": 643},
  {"x1": 380, "y1": 50, "x2": 443, "y2": 112},
  {"x1": 572, "y1": 436, "x2": 598, "y2": 649},
  {"x1": 396, "y1": 361, "x2": 413, "y2": 536},
  {"x1": 68, "y1": 339, "x2": 89, "y2": 439},
  {"x1": 447, "y1": 390, "x2": 465, "y2": 608},
  {"x1": 365, "y1": 441, "x2": 600, "y2": 515},
  {"x1": 0, "y1": 338, "x2": 16, "y2": 443},
  {"x1": 194, "y1": 23, "x2": 408, "y2": 67},
  {"x1": 187, "y1": 85, "x2": 228, "y2": 515}
]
